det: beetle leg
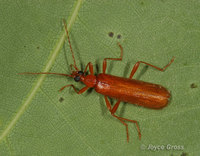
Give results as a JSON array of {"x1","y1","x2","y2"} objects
[
  {"x1": 129, "y1": 57, "x2": 175, "y2": 79},
  {"x1": 104, "y1": 96, "x2": 141, "y2": 142},
  {"x1": 59, "y1": 85, "x2": 89, "y2": 94},
  {"x1": 84, "y1": 62, "x2": 94, "y2": 75},
  {"x1": 103, "y1": 43, "x2": 123, "y2": 74},
  {"x1": 70, "y1": 64, "x2": 78, "y2": 72},
  {"x1": 112, "y1": 114, "x2": 141, "y2": 142},
  {"x1": 104, "y1": 96, "x2": 121, "y2": 114}
]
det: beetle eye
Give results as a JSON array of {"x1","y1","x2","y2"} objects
[
  {"x1": 74, "y1": 76, "x2": 80, "y2": 82},
  {"x1": 78, "y1": 71, "x2": 84, "y2": 75}
]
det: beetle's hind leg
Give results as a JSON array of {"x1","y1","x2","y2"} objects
[
  {"x1": 112, "y1": 114, "x2": 141, "y2": 142},
  {"x1": 129, "y1": 57, "x2": 175, "y2": 79},
  {"x1": 104, "y1": 96, "x2": 141, "y2": 142}
]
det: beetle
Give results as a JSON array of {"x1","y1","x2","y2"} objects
[{"x1": 19, "y1": 20, "x2": 175, "y2": 142}]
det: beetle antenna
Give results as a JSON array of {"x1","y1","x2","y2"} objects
[
  {"x1": 63, "y1": 19, "x2": 79, "y2": 71},
  {"x1": 18, "y1": 72, "x2": 73, "y2": 77}
]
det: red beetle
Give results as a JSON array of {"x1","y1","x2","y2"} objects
[{"x1": 20, "y1": 20, "x2": 175, "y2": 142}]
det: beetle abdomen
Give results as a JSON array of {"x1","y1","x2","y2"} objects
[{"x1": 95, "y1": 74, "x2": 170, "y2": 109}]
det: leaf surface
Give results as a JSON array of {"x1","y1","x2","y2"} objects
[{"x1": 0, "y1": 0, "x2": 200, "y2": 155}]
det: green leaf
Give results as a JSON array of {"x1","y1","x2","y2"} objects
[{"x1": 0, "y1": 0, "x2": 199, "y2": 155}]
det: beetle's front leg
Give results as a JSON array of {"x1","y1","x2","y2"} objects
[
  {"x1": 59, "y1": 84, "x2": 89, "y2": 94},
  {"x1": 84, "y1": 62, "x2": 94, "y2": 75}
]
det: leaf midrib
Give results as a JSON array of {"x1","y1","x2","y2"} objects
[{"x1": 0, "y1": 0, "x2": 83, "y2": 142}]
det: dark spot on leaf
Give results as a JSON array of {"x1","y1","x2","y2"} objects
[
  {"x1": 181, "y1": 152, "x2": 188, "y2": 156},
  {"x1": 24, "y1": 45, "x2": 26, "y2": 48},
  {"x1": 37, "y1": 46, "x2": 40, "y2": 49},
  {"x1": 59, "y1": 97, "x2": 64, "y2": 102},
  {"x1": 190, "y1": 83, "x2": 197, "y2": 88},
  {"x1": 183, "y1": 62, "x2": 187, "y2": 66},
  {"x1": 140, "y1": 1, "x2": 144, "y2": 5},
  {"x1": 108, "y1": 32, "x2": 114, "y2": 38},
  {"x1": 117, "y1": 34, "x2": 121, "y2": 39}
]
